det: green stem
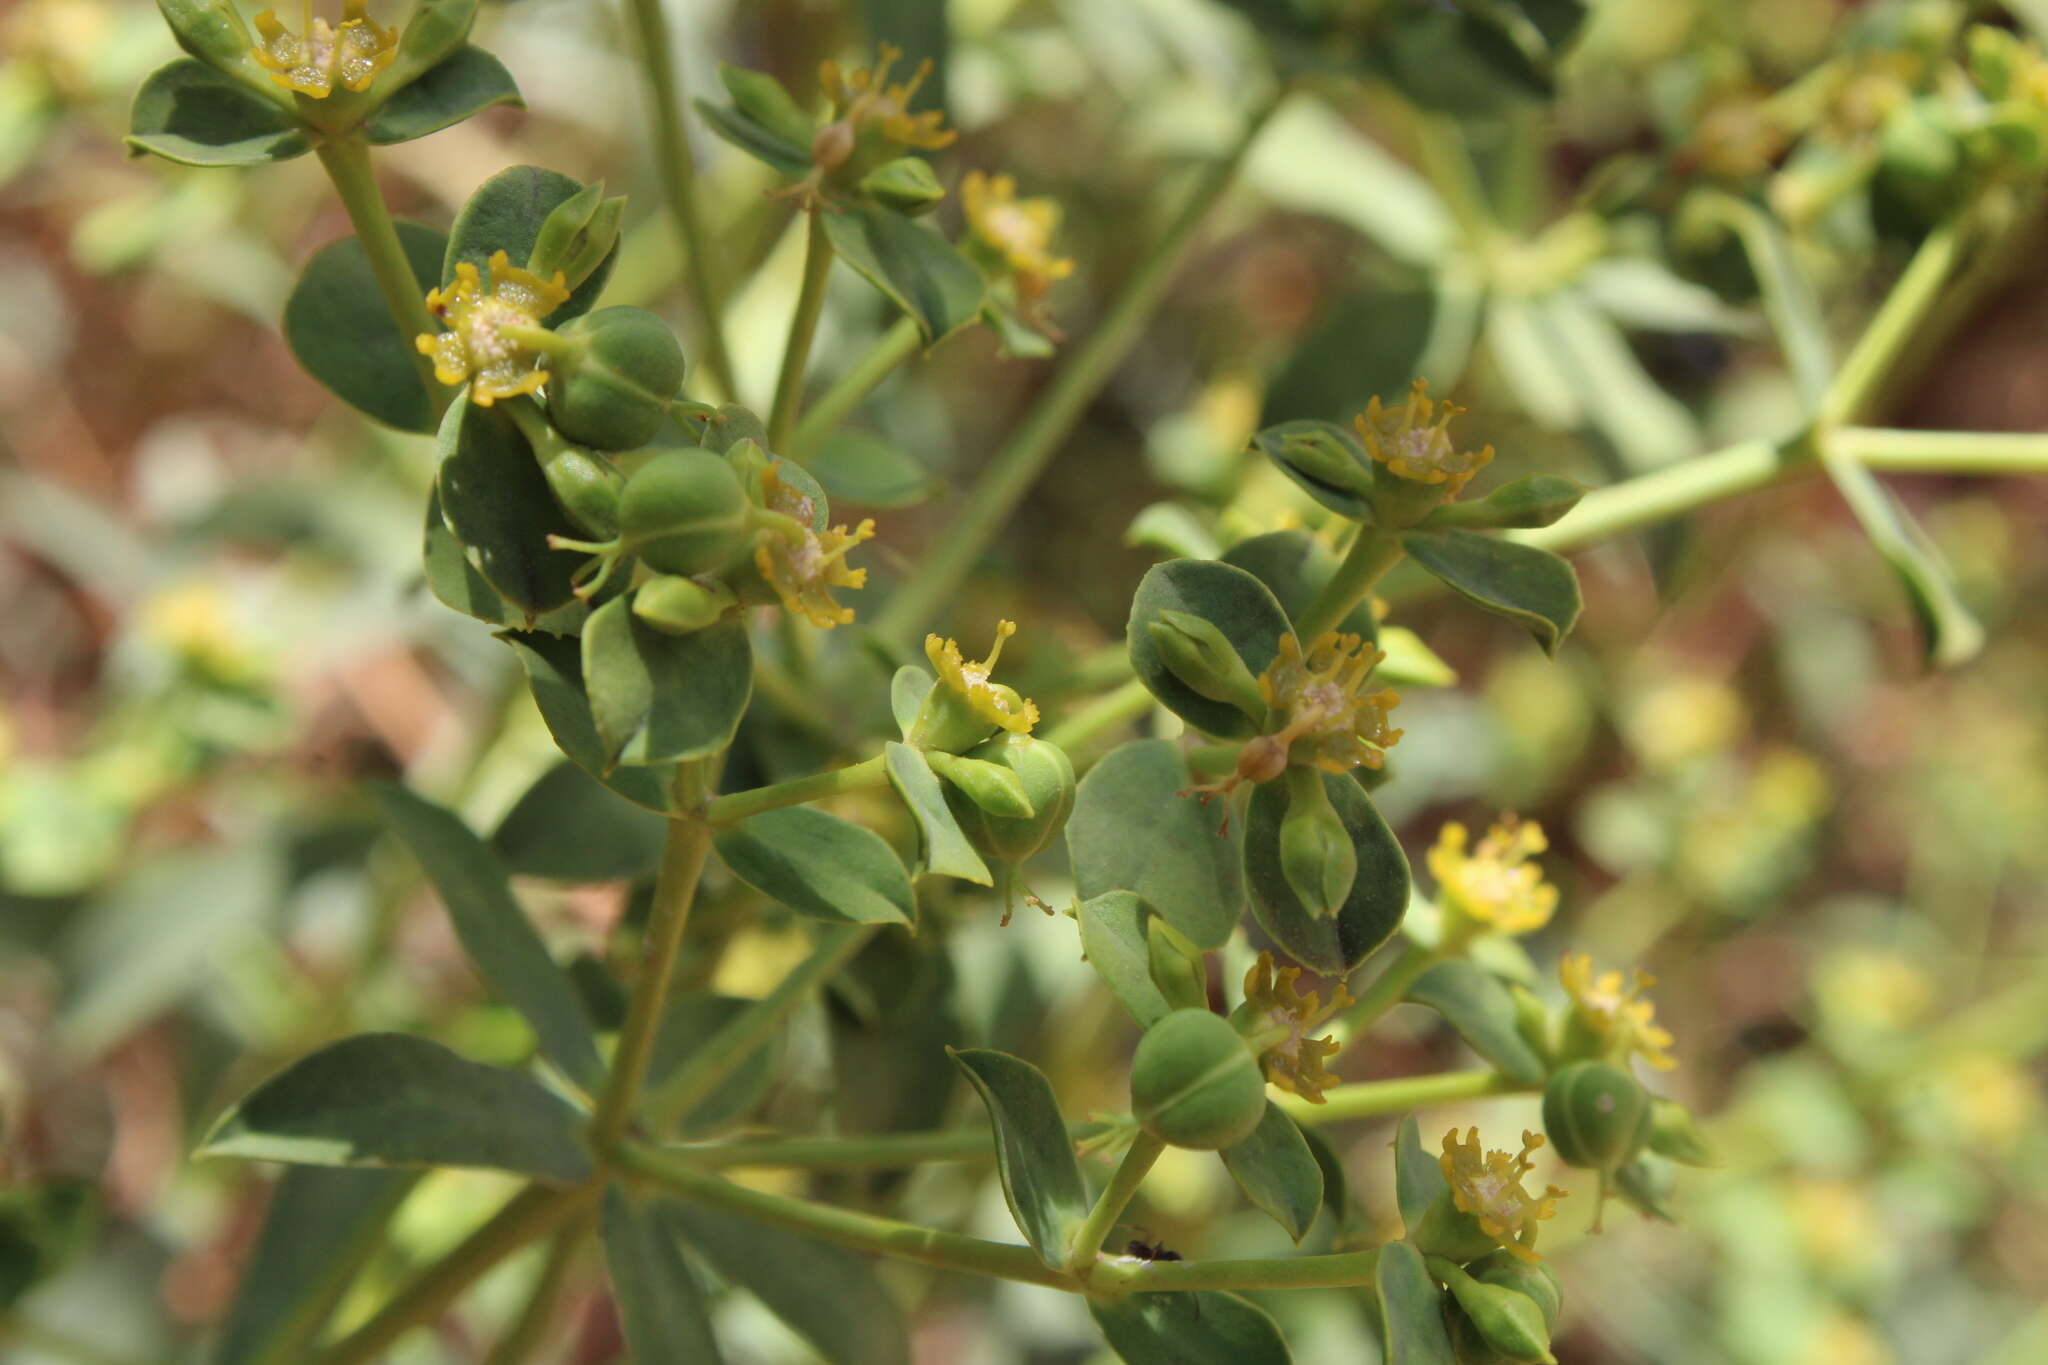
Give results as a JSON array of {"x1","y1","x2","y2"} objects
[
  {"x1": 790, "y1": 316, "x2": 922, "y2": 458},
  {"x1": 478, "y1": 1213, "x2": 591, "y2": 1365},
  {"x1": 314, "y1": 1186, "x2": 595, "y2": 1365},
  {"x1": 593, "y1": 811, "x2": 713, "y2": 1151},
  {"x1": 1335, "y1": 942, "x2": 1436, "y2": 1039},
  {"x1": 1821, "y1": 216, "x2": 1966, "y2": 426},
  {"x1": 1832, "y1": 427, "x2": 2048, "y2": 473},
  {"x1": 873, "y1": 90, "x2": 1288, "y2": 644},
  {"x1": 1087, "y1": 1247, "x2": 1383, "y2": 1293},
  {"x1": 312, "y1": 134, "x2": 445, "y2": 417},
  {"x1": 769, "y1": 211, "x2": 837, "y2": 450},
  {"x1": 647, "y1": 924, "x2": 876, "y2": 1130},
  {"x1": 1277, "y1": 1068, "x2": 1524, "y2": 1125},
  {"x1": 1043, "y1": 677, "x2": 1155, "y2": 754},
  {"x1": 1067, "y1": 1131, "x2": 1165, "y2": 1276},
  {"x1": 623, "y1": 0, "x2": 735, "y2": 399},
  {"x1": 654, "y1": 1119, "x2": 1117, "y2": 1170},
  {"x1": 1409, "y1": 109, "x2": 1496, "y2": 251},
  {"x1": 1295, "y1": 528, "x2": 1405, "y2": 640},
  {"x1": 702, "y1": 753, "x2": 889, "y2": 826}
]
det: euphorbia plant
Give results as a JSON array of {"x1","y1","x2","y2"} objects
[{"x1": 118, "y1": 1, "x2": 2048, "y2": 1362}]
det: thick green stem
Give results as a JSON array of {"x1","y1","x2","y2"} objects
[
  {"x1": 647, "y1": 924, "x2": 876, "y2": 1130},
  {"x1": 623, "y1": 0, "x2": 735, "y2": 398},
  {"x1": 593, "y1": 813, "x2": 713, "y2": 1150},
  {"x1": 1279, "y1": 1068, "x2": 1525, "y2": 1125},
  {"x1": 769, "y1": 211, "x2": 837, "y2": 450},
  {"x1": 312, "y1": 134, "x2": 445, "y2": 416},
  {"x1": 313, "y1": 1186, "x2": 595, "y2": 1365},
  {"x1": 1335, "y1": 942, "x2": 1436, "y2": 1040},
  {"x1": 1832, "y1": 427, "x2": 2048, "y2": 473},
  {"x1": 478, "y1": 1213, "x2": 590, "y2": 1365},
  {"x1": 790, "y1": 316, "x2": 922, "y2": 458},
  {"x1": 654, "y1": 1119, "x2": 1118, "y2": 1170},
  {"x1": 873, "y1": 91, "x2": 1287, "y2": 643},
  {"x1": 702, "y1": 753, "x2": 890, "y2": 826},
  {"x1": 1067, "y1": 1131, "x2": 1165, "y2": 1276},
  {"x1": 1043, "y1": 677, "x2": 1155, "y2": 754},
  {"x1": 1295, "y1": 528, "x2": 1406, "y2": 640}
]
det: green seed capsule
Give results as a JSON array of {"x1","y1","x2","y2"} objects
[
  {"x1": 1278, "y1": 767, "x2": 1356, "y2": 919},
  {"x1": 1129, "y1": 1008, "x2": 1267, "y2": 1151},
  {"x1": 1467, "y1": 1249, "x2": 1562, "y2": 1330},
  {"x1": 947, "y1": 733, "x2": 1075, "y2": 864},
  {"x1": 1145, "y1": 610, "x2": 1268, "y2": 722},
  {"x1": 617, "y1": 448, "x2": 752, "y2": 576},
  {"x1": 546, "y1": 307, "x2": 687, "y2": 451},
  {"x1": 632, "y1": 576, "x2": 734, "y2": 635},
  {"x1": 1413, "y1": 1189, "x2": 1513, "y2": 1266},
  {"x1": 858, "y1": 157, "x2": 946, "y2": 215},
  {"x1": 1429, "y1": 1258, "x2": 1557, "y2": 1363},
  {"x1": 1542, "y1": 1060, "x2": 1650, "y2": 1173},
  {"x1": 541, "y1": 449, "x2": 623, "y2": 538}
]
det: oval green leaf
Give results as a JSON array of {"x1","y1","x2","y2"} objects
[
  {"x1": 1127, "y1": 559, "x2": 1294, "y2": 740},
  {"x1": 1068, "y1": 739, "x2": 1244, "y2": 951},
  {"x1": 1089, "y1": 1290, "x2": 1292, "y2": 1365},
  {"x1": 126, "y1": 58, "x2": 309, "y2": 166},
  {"x1": 1376, "y1": 1240, "x2": 1458, "y2": 1364},
  {"x1": 444, "y1": 164, "x2": 615, "y2": 323},
  {"x1": 198, "y1": 1033, "x2": 592, "y2": 1184},
  {"x1": 365, "y1": 43, "x2": 521, "y2": 145},
  {"x1": 284, "y1": 222, "x2": 447, "y2": 433},
  {"x1": 810, "y1": 429, "x2": 940, "y2": 509},
  {"x1": 884, "y1": 742, "x2": 992, "y2": 884},
  {"x1": 1221, "y1": 529, "x2": 1377, "y2": 640},
  {"x1": 497, "y1": 628, "x2": 680, "y2": 814},
  {"x1": 950, "y1": 1048, "x2": 1089, "y2": 1268},
  {"x1": 423, "y1": 484, "x2": 509, "y2": 624},
  {"x1": 1401, "y1": 528, "x2": 1582, "y2": 657},
  {"x1": 436, "y1": 394, "x2": 586, "y2": 616},
  {"x1": 599, "y1": 1189, "x2": 725, "y2": 1365},
  {"x1": 1244, "y1": 772, "x2": 1408, "y2": 976},
  {"x1": 821, "y1": 202, "x2": 986, "y2": 346},
  {"x1": 1076, "y1": 891, "x2": 1174, "y2": 1029},
  {"x1": 491, "y1": 760, "x2": 667, "y2": 883},
  {"x1": 1249, "y1": 419, "x2": 1377, "y2": 521},
  {"x1": 581, "y1": 596, "x2": 752, "y2": 768},
  {"x1": 1394, "y1": 1114, "x2": 1448, "y2": 1235},
  {"x1": 1423, "y1": 473, "x2": 1586, "y2": 530},
  {"x1": 1220, "y1": 1102, "x2": 1325, "y2": 1243},
  {"x1": 714, "y1": 807, "x2": 915, "y2": 927},
  {"x1": 1405, "y1": 960, "x2": 1546, "y2": 1084}
]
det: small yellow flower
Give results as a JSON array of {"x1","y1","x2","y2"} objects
[
  {"x1": 140, "y1": 581, "x2": 260, "y2": 683},
  {"x1": 1440, "y1": 1127, "x2": 1567, "y2": 1263},
  {"x1": 1353, "y1": 380, "x2": 1493, "y2": 497},
  {"x1": 1560, "y1": 953, "x2": 1677, "y2": 1071},
  {"x1": 251, "y1": 1, "x2": 395, "y2": 99},
  {"x1": 1255, "y1": 631, "x2": 1402, "y2": 776},
  {"x1": 752, "y1": 464, "x2": 873, "y2": 629},
  {"x1": 924, "y1": 620, "x2": 1039, "y2": 734},
  {"x1": 962, "y1": 171, "x2": 1074, "y2": 298},
  {"x1": 1237, "y1": 952, "x2": 1351, "y2": 1103},
  {"x1": 819, "y1": 44, "x2": 956, "y2": 151},
  {"x1": 416, "y1": 251, "x2": 570, "y2": 406},
  {"x1": 1428, "y1": 817, "x2": 1558, "y2": 938}
]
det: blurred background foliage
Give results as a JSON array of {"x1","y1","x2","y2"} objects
[{"x1": 4, "y1": 0, "x2": 2048, "y2": 1361}]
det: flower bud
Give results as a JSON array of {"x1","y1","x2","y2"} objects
[
  {"x1": 1541, "y1": 1060, "x2": 1650, "y2": 1173},
  {"x1": 541, "y1": 448, "x2": 623, "y2": 538},
  {"x1": 617, "y1": 448, "x2": 752, "y2": 576},
  {"x1": 1467, "y1": 1249, "x2": 1562, "y2": 1330},
  {"x1": 632, "y1": 575, "x2": 735, "y2": 635},
  {"x1": 1146, "y1": 916, "x2": 1208, "y2": 1013},
  {"x1": 1278, "y1": 768, "x2": 1356, "y2": 919},
  {"x1": 927, "y1": 750, "x2": 1036, "y2": 820},
  {"x1": 1430, "y1": 1258, "x2": 1557, "y2": 1363},
  {"x1": 1645, "y1": 1097, "x2": 1715, "y2": 1167},
  {"x1": 526, "y1": 180, "x2": 625, "y2": 294},
  {"x1": 1145, "y1": 610, "x2": 1268, "y2": 722},
  {"x1": 1128, "y1": 1008, "x2": 1267, "y2": 1150},
  {"x1": 858, "y1": 156, "x2": 946, "y2": 215},
  {"x1": 946, "y1": 733, "x2": 1074, "y2": 864},
  {"x1": 545, "y1": 307, "x2": 686, "y2": 451}
]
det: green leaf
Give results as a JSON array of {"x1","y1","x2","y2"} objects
[
  {"x1": 1376, "y1": 1240, "x2": 1458, "y2": 1364},
  {"x1": 444, "y1": 165, "x2": 614, "y2": 323},
  {"x1": 580, "y1": 597, "x2": 752, "y2": 767},
  {"x1": 715, "y1": 808, "x2": 915, "y2": 927},
  {"x1": 423, "y1": 484, "x2": 510, "y2": 624},
  {"x1": 436, "y1": 395, "x2": 585, "y2": 617},
  {"x1": 1220, "y1": 1102, "x2": 1324, "y2": 1242},
  {"x1": 1068, "y1": 739, "x2": 1244, "y2": 951},
  {"x1": 599, "y1": 1189, "x2": 724, "y2": 1365},
  {"x1": 821, "y1": 203, "x2": 986, "y2": 345},
  {"x1": 1244, "y1": 773, "x2": 1408, "y2": 976},
  {"x1": 498, "y1": 629, "x2": 680, "y2": 814},
  {"x1": 365, "y1": 44, "x2": 521, "y2": 145},
  {"x1": 693, "y1": 97, "x2": 813, "y2": 180},
  {"x1": 283, "y1": 222, "x2": 446, "y2": 433},
  {"x1": 1423, "y1": 474, "x2": 1585, "y2": 531},
  {"x1": 213, "y1": 1167, "x2": 417, "y2": 1365},
  {"x1": 1076, "y1": 891, "x2": 1174, "y2": 1028},
  {"x1": 1262, "y1": 286, "x2": 1438, "y2": 426},
  {"x1": 647, "y1": 994, "x2": 781, "y2": 1136},
  {"x1": 670, "y1": 1202, "x2": 911, "y2": 1365},
  {"x1": 1394, "y1": 1115, "x2": 1448, "y2": 1234},
  {"x1": 1249, "y1": 420, "x2": 1378, "y2": 521},
  {"x1": 884, "y1": 742, "x2": 992, "y2": 884},
  {"x1": 379, "y1": 0, "x2": 477, "y2": 93},
  {"x1": 492, "y1": 761, "x2": 666, "y2": 882},
  {"x1": 1374, "y1": 5, "x2": 1549, "y2": 115},
  {"x1": 1127, "y1": 559, "x2": 1294, "y2": 739},
  {"x1": 1089, "y1": 1291, "x2": 1292, "y2": 1365},
  {"x1": 1818, "y1": 448, "x2": 1984, "y2": 668},
  {"x1": 949, "y1": 1048, "x2": 1089, "y2": 1269},
  {"x1": 810, "y1": 429, "x2": 940, "y2": 509},
  {"x1": 126, "y1": 59, "x2": 309, "y2": 166},
  {"x1": 1401, "y1": 528, "x2": 1581, "y2": 656},
  {"x1": 1681, "y1": 192, "x2": 1833, "y2": 410},
  {"x1": 890, "y1": 664, "x2": 935, "y2": 739},
  {"x1": 1375, "y1": 625, "x2": 1458, "y2": 689},
  {"x1": 373, "y1": 783, "x2": 603, "y2": 1088},
  {"x1": 1297, "y1": 1123, "x2": 1361, "y2": 1242},
  {"x1": 199, "y1": 1033, "x2": 593, "y2": 1184},
  {"x1": 1405, "y1": 961, "x2": 1546, "y2": 1084},
  {"x1": 1222, "y1": 529, "x2": 1377, "y2": 640}
]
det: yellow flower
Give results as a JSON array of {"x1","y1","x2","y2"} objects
[
  {"x1": 1439, "y1": 1127, "x2": 1567, "y2": 1263},
  {"x1": 1353, "y1": 380, "x2": 1493, "y2": 497},
  {"x1": 819, "y1": 44, "x2": 955, "y2": 151},
  {"x1": 1236, "y1": 952, "x2": 1350, "y2": 1103},
  {"x1": 1255, "y1": 631, "x2": 1402, "y2": 776},
  {"x1": 924, "y1": 620, "x2": 1039, "y2": 734},
  {"x1": 752, "y1": 464, "x2": 873, "y2": 629},
  {"x1": 251, "y1": 1, "x2": 395, "y2": 99},
  {"x1": 1560, "y1": 954, "x2": 1677, "y2": 1071},
  {"x1": 140, "y1": 581, "x2": 260, "y2": 683},
  {"x1": 962, "y1": 171, "x2": 1074, "y2": 298},
  {"x1": 1428, "y1": 817, "x2": 1558, "y2": 937},
  {"x1": 416, "y1": 250, "x2": 570, "y2": 406}
]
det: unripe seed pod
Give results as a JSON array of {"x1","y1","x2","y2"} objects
[
  {"x1": 617, "y1": 448, "x2": 752, "y2": 576},
  {"x1": 1413, "y1": 1189, "x2": 1512, "y2": 1266},
  {"x1": 541, "y1": 449, "x2": 623, "y2": 538},
  {"x1": 632, "y1": 576, "x2": 734, "y2": 635},
  {"x1": 1467, "y1": 1250, "x2": 1562, "y2": 1330},
  {"x1": 1278, "y1": 767, "x2": 1356, "y2": 919},
  {"x1": 927, "y1": 750, "x2": 1036, "y2": 820},
  {"x1": 1429, "y1": 1258, "x2": 1557, "y2": 1363},
  {"x1": 947, "y1": 733, "x2": 1075, "y2": 864},
  {"x1": 1542, "y1": 1060, "x2": 1650, "y2": 1173},
  {"x1": 1129, "y1": 1008, "x2": 1267, "y2": 1150},
  {"x1": 1146, "y1": 610, "x2": 1268, "y2": 722},
  {"x1": 859, "y1": 157, "x2": 945, "y2": 215},
  {"x1": 546, "y1": 307, "x2": 686, "y2": 451}
]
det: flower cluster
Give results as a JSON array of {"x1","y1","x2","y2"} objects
[
  {"x1": 1255, "y1": 632, "x2": 1403, "y2": 776},
  {"x1": 1440, "y1": 1127, "x2": 1568, "y2": 1263},
  {"x1": 962, "y1": 171, "x2": 1074, "y2": 302},
  {"x1": 1234, "y1": 952, "x2": 1350, "y2": 1103},
  {"x1": 251, "y1": 2, "x2": 395, "y2": 99},
  {"x1": 819, "y1": 43, "x2": 955, "y2": 152},
  {"x1": 1560, "y1": 953, "x2": 1678, "y2": 1071},
  {"x1": 925, "y1": 620, "x2": 1039, "y2": 735},
  {"x1": 1354, "y1": 379, "x2": 1494, "y2": 497},
  {"x1": 751, "y1": 465, "x2": 874, "y2": 629},
  {"x1": 1428, "y1": 816, "x2": 1558, "y2": 938},
  {"x1": 417, "y1": 251, "x2": 570, "y2": 406}
]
